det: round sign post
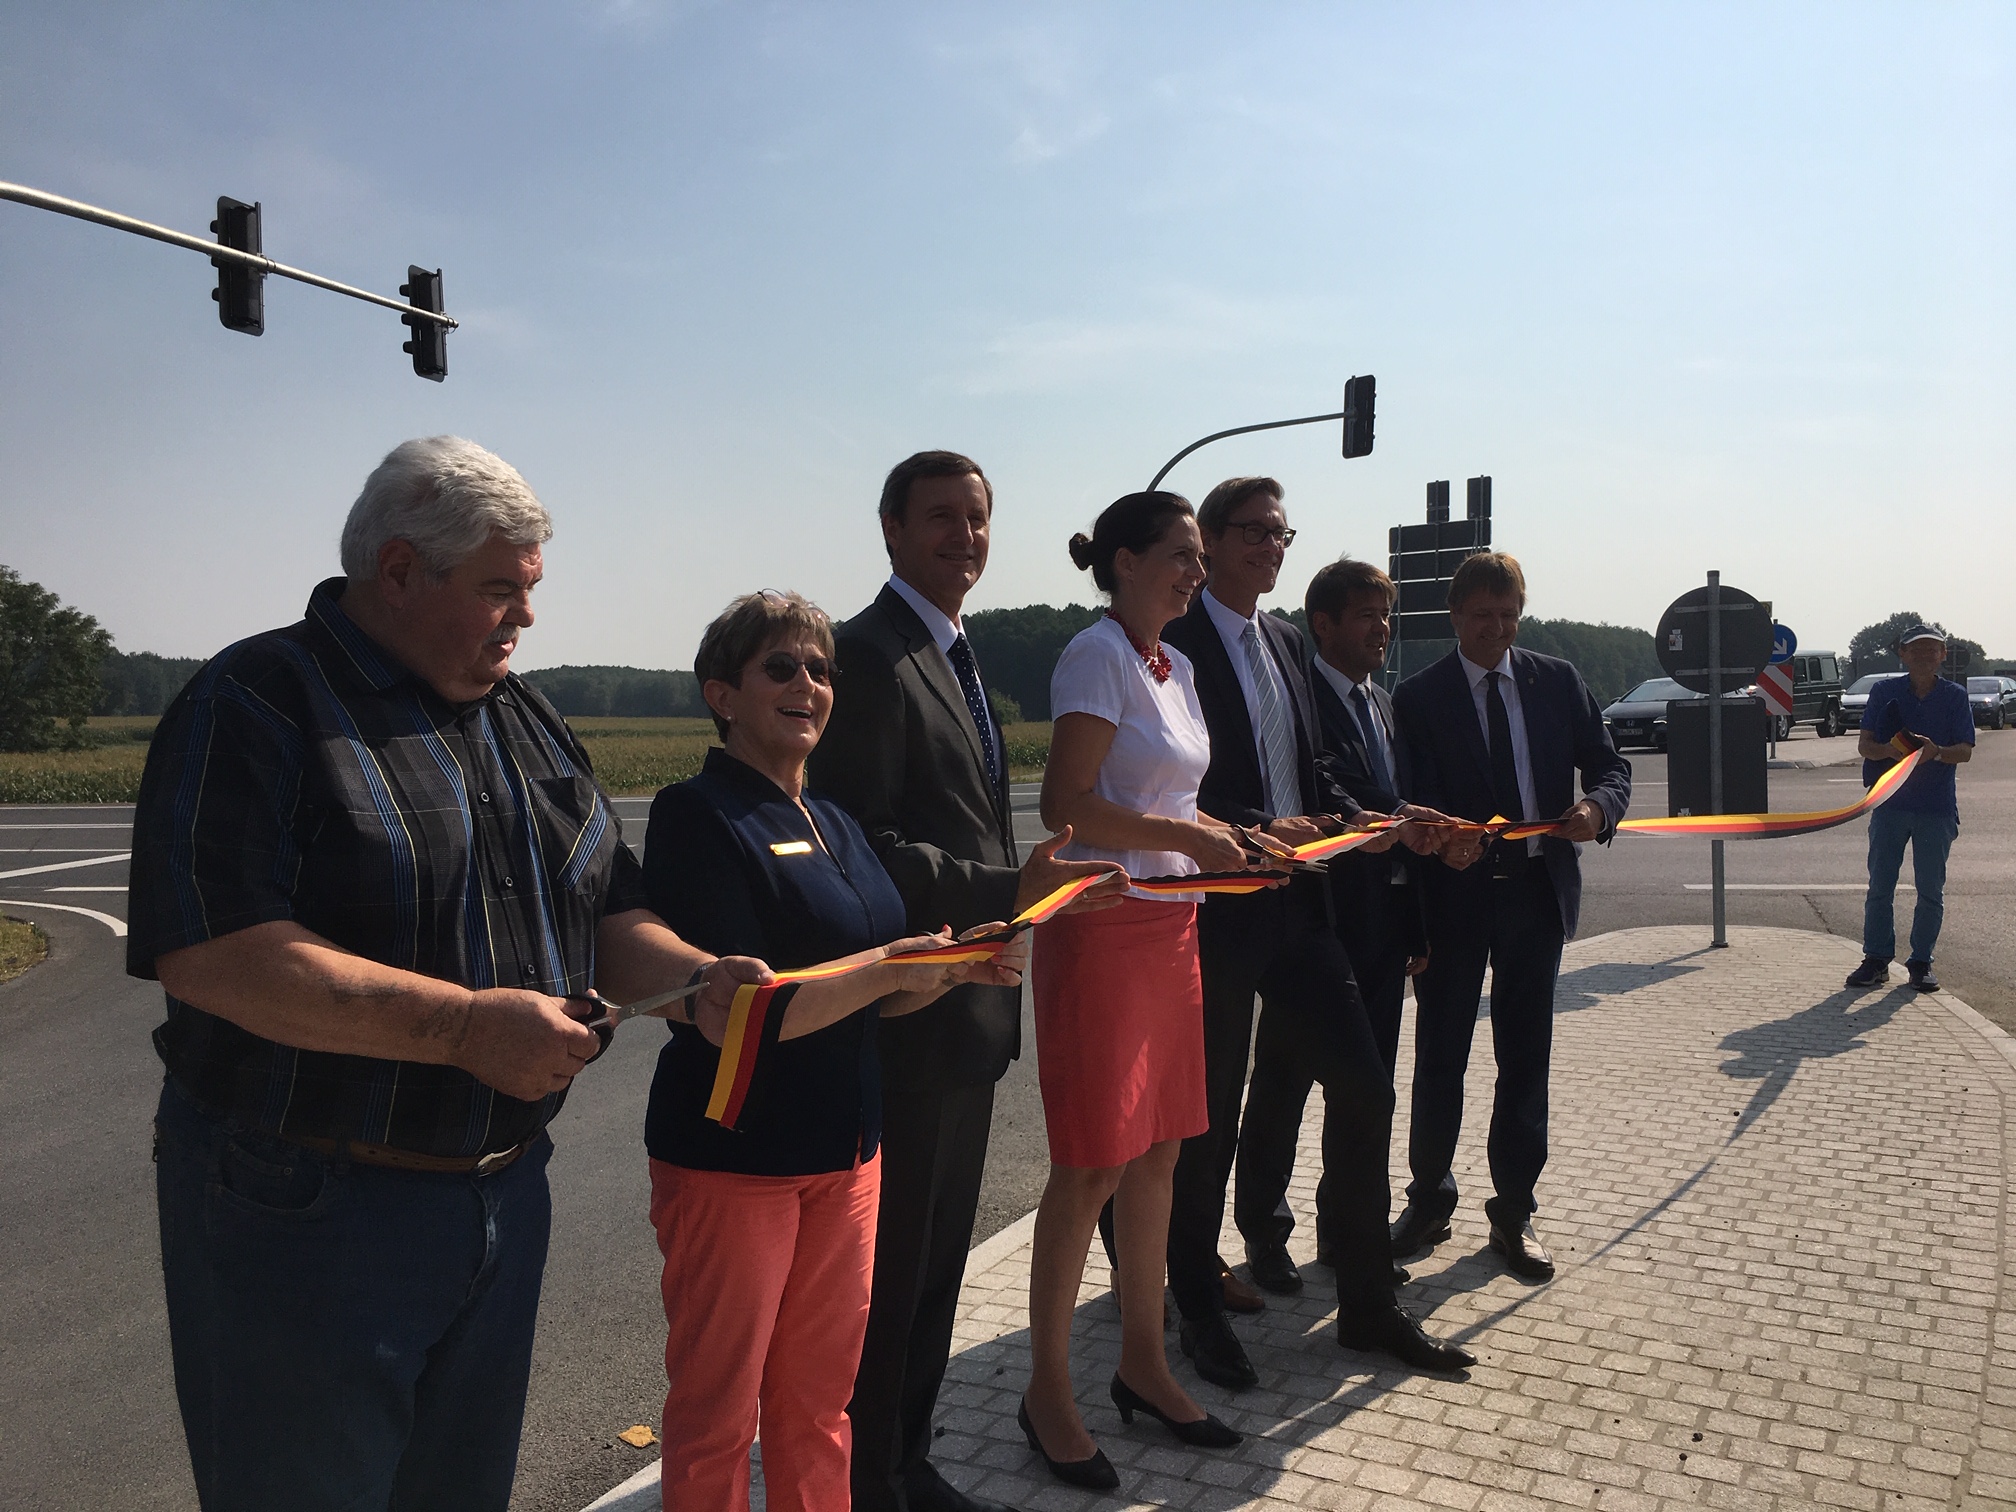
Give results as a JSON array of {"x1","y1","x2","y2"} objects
[
  {"x1": 1656, "y1": 576, "x2": 1772, "y2": 949},
  {"x1": 1770, "y1": 623, "x2": 1797, "y2": 665}
]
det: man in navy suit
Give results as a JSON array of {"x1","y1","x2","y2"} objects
[
  {"x1": 1390, "y1": 552, "x2": 1632, "y2": 1280},
  {"x1": 1161, "y1": 477, "x2": 1472, "y2": 1388},
  {"x1": 1235, "y1": 555, "x2": 1440, "y2": 1276}
]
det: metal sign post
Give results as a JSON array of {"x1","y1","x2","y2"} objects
[{"x1": 1707, "y1": 571, "x2": 1726, "y2": 948}]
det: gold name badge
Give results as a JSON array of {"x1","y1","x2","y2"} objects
[{"x1": 769, "y1": 840, "x2": 814, "y2": 856}]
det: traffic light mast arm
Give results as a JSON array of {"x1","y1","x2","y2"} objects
[
  {"x1": 0, "y1": 181, "x2": 456, "y2": 332},
  {"x1": 1146, "y1": 410, "x2": 1344, "y2": 492}
]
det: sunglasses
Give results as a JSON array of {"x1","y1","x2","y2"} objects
[{"x1": 757, "y1": 652, "x2": 837, "y2": 686}]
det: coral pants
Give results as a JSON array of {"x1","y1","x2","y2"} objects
[{"x1": 649, "y1": 1155, "x2": 880, "y2": 1511}]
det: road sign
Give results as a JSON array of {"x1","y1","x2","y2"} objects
[
  {"x1": 1656, "y1": 584, "x2": 1774, "y2": 694},
  {"x1": 1757, "y1": 662, "x2": 1795, "y2": 717},
  {"x1": 1771, "y1": 623, "x2": 1797, "y2": 664}
]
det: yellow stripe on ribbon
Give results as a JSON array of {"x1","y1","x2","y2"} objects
[
  {"x1": 702, "y1": 982, "x2": 760, "y2": 1123},
  {"x1": 1616, "y1": 747, "x2": 1922, "y2": 839}
]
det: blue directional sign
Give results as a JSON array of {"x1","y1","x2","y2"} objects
[{"x1": 1770, "y1": 623, "x2": 1797, "y2": 664}]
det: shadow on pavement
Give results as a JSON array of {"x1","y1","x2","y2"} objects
[
  {"x1": 1552, "y1": 948, "x2": 1712, "y2": 1014},
  {"x1": 1717, "y1": 983, "x2": 1913, "y2": 1136}
]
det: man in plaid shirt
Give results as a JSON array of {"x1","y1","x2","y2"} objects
[{"x1": 129, "y1": 435, "x2": 767, "y2": 1512}]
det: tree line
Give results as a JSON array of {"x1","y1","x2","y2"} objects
[{"x1": 0, "y1": 562, "x2": 2002, "y2": 752}]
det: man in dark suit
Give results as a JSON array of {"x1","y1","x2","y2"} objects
[
  {"x1": 1390, "y1": 551, "x2": 1632, "y2": 1280},
  {"x1": 811, "y1": 451, "x2": 1123, "y2": 1512},
  {"x1": 1161, "y1": 476, "x2": 1472, "y2": 1390},
  {"x1": 1235, "y1": 557, "x2": 1438, "y2": 1273}
]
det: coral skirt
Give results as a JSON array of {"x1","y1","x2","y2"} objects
[{"x1": 1032, "y1": 896, "x2": 1208, "y2": 1169}]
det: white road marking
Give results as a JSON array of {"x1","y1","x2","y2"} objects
[
  {"x1": 0, "y1": 848, "x2": 128, "y2": 853},
  {"x1": 0, "y1": 824, "x2": 134, "y2": 829},
  {"x1": 1682, "y1": 882, "x2": 1907, "y2": 892},
  {"x1": 0, "y1": 899, "x2": 128, "y2": 936},
  {"x1": 0, "y1": 853, "x2": 132, "y2": 881},
  {"x1": 45, "y1": 886, "x2": 128, "y2": 892}
]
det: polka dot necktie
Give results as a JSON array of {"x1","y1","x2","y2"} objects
[{"x1": 947, "y1": 634, "x2": 999, "y2": 782}]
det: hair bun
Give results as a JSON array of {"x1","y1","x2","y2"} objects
[{"x1": 1067, "y1": 532, "x2": 1096, "y2": 571}]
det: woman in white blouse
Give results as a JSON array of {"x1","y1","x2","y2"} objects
[{"x1": 1017, "y1": 491, "x2": 1268, "y2": 1488}]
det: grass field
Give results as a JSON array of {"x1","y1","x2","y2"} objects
[{"x1": 0, "y1": 716, "x2": 1056, "y2": 804}]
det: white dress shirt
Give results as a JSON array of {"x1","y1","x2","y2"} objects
[
  {"x1": 886, "y1": 573, "x2": 961, "y2": 655},
  {"x1": 1200, "y1": 587, "x2": 1295, "y2": 782},
  {"x1": 1459, "y1": 649, "x2": 1541, "y2": 853},
  {"x1": 1313, "y1": 656, "x2": 1394, "y2": 786}
]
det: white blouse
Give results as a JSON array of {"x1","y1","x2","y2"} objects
[{"x1": 1047, "y1": 616, "x2": 1213, "y2": 899}]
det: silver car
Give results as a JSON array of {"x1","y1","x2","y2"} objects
[
  {"x1": 1968, "y1": 676, "x2": 2016, "y2": 730},
  {"x1": 1841, "y1": 673, "x2": 1887, "y2": 730}
]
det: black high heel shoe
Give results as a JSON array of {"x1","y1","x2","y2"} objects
[
  {"x1": 1109, "y1": 1374, "x2": 1242, "y2": 1448},
  {"x1": 1018, "y1": 1397, "x2": 1119, "y2": 1491}
]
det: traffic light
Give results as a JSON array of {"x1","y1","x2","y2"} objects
[
  {"x1": 400, "y1": 265, "x2": 447, "y2": 381},
  {"x1": 1342, "y1": 373, "x2": 1376, "y2": 458},
  {"x1": 210, "y1": 197, "x2": 264, "y2": 335}
]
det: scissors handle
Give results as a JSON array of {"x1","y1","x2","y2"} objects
[{"x1": 563, "y1": 992, "x2": 617, "y2": 1064}]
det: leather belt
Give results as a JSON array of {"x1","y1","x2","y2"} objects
[{"x1": 291, "y1": 1134, "x2": 535, "y2": 1176}]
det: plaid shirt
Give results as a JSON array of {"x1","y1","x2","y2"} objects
[{"x1": 127, "y1": 578, "x2": 648, "y2": 1157}]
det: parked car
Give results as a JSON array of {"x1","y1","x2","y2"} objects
[
  {"x1": 1840, "y1": 672, "x2": 1887, "y2": 730},
  {"x1": 1968, "y1": 676, "x2": 2016, "y2": 730},
  {"x1": 1601, "y1": 678, "x2": 1752, "y2": 751},
  {"x1": 1604, "y1": 677, "x2": 1688, "y2": 750}
]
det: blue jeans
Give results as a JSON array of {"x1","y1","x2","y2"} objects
[
  {"x1": 1863, "y1": 806, "x2": 1959, "y2": 964},
  {"x1": 153, "y1": 1077, "x2": 553, "y2": 1512}
]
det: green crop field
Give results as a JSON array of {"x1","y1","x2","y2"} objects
[{"x1": 0, "y1": 716, "x2": 1055, "y2": 805}]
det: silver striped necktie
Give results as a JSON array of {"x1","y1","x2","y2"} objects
[{"x1": 1241, "y1": 620, "x2": 1302, "y2": 817}]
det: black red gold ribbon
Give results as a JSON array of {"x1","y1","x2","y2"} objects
[
  {"x1": 1615, "y1": 746, "x2": 1921, "y2": 838},
  {"x1": 700, "y1": 871, "x2": 1114, "y2": 1128}
]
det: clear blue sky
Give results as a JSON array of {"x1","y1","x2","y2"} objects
[{"x1": 4, "y1": 2, "x2": 2012, "y2": 671}]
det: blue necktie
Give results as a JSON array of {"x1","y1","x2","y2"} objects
[
  {"x1": 1350, "y1": 682, "x2": 1394, "y2": 795},
  {"x1": 1242, "y1": 620, "x2": 1302, "y2": 818},
  {"x1": 947, "y1": 634, "x2": 999, "y2": 782}
]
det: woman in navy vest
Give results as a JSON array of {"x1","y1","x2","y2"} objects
[{"x1": 642, "y1": 590, "x2": 1025, "y2": 1511}]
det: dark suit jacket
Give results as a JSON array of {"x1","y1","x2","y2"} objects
[
  {"x1": 808, "y1": 584, "x2": 1022, "y2": 1087},
  {"x1": 1392, "y1": 646, "x2": 1632, "y2": 941},
  {"x1": 1162, "y1": 596, "x2": 1357, "y2": 827},
  {"x1": 1309, "y1": 664, "x2": 1427, "y2": 960}
]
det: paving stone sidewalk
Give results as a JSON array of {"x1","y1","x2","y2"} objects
[{"x1": 585, "y1": 925, "x2": 2016, "y2": 1510}]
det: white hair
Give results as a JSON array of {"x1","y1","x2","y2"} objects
[{"x1": 340, "y1": 436, "x2": 553, "y2": 582}]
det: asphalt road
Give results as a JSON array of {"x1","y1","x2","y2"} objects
[{"x1": 2, "y1": 723, "x2": 2010, "y2": 1511}]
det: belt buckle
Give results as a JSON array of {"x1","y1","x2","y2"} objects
[{"x1": 474, "y1": 1146, "x2": 517, "y2": 1177}]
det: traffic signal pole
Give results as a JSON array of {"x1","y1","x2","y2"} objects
[
  {"x1": 1146, "y1": 375, "x2": 1375, "y2": 491},
  {"x1": 0, "y1": 181, "x2": 456, "y2": 374}
]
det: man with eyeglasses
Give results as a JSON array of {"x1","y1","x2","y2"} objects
[
  {"x1": 1159, "y1": 476, "x2": 1473, "y2": 1393},
  {"x1": 811, "y1": 451, "x2": 1125, "y2": 1512}
]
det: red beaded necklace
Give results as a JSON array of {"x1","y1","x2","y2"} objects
[{"x1": 1106, "y1": 611, "x2": 1172, "y2": 684}]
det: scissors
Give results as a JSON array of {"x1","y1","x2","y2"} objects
[{"x1": 562, "y1": 979, "x2": 710, "y2": 1064}]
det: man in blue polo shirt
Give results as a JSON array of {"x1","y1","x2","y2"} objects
[{"x1": 1847, "y1": 623, "x2": 1975, "y2": 992}]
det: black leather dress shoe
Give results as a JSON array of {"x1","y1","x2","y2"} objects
[
  {"x1": 1488, "y1": 1217, "x2": 1556, "y2": 1281},
  {"x1": 1177, "y1": 1310, "x2": 1259, "y2": 1390},
  {"x1": 1337, "y1": 1299, "x2": 1476, "y2": 1372},
  {"x1": 905, "y1": 1465, "x2": 1022, "y2": 1512},
  {"x1": 1389, "y1": 1203, "x2": 1452, "y2": 1257},
  {"x1": 1244, "y1": 1242, "x2": 1303, "y2": 1296}
]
